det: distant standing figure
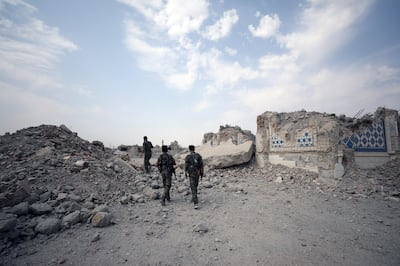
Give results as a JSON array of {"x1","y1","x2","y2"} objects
[
  {"x1": 157, "y1": 145, "x2": 176, "y2": 206},
  {"x1": 185, "y1": 145, "x2": 204, "y2": 209},
  {"x1": 143, "y1": 136, "x2": 153, "y2": 174}
]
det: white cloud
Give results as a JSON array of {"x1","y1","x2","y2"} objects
[
  {"x1": 74, "y1": 86, "x2": 93, "y2": 97},
  {"x1": 0, "y1": 57, "x2": 62, "y2": 89},
  {"x1": 0, "y1": 1, "x2": 115, "y2": 140},
  {"x1": 220, "y1": 109, "x2": 247, "y2": 126},
  {"x1": 194, "y1": 99, "x2": 211, "y2": 112},
  {"x1": 374, "y1": 65, "x2": 400, "y2": 83},
  {"x1": 234, "y1": 63, "x2": 400, "y2": 116},
  {"x1": 0, "y1": 81, "x2": 75, "y2": 130},
  {"x1": 121, "y1": 1, "x2": 209, "y2": 91},
  {"x1": 258, "y1": 53, "x2": 300, "y2": 82},
  {"x1": 234, "y1": 0, "x2": 388, "y2": 118},
  {"x1": 234, "y1": 84, "x2": 306, "y2": 115},
  {"x1": 124, "y1": 19, "x2": 207, "y2": 91},
  {"x1": 225, "y1": 47, "x2": 237, "y2": 56},
  {"x1": 166, "y1": 72, "x2": 196, "y2": 91},
  {"x1": 119, "y1": 0, "x2": 209, "y2": 39},
  {"x1": 123, "y1": 11, "x2": 257, "y2": 95},
  {"x1": 157, "y1": 0, "x2": 209, "y2": 38},
  {"x1": 120, "y1": 1, "x2": 256, "y2": 97},
  {"x1": 86, "y1": 105, "x2": 112, "y2": 116},
  {"x1": 278, "y1": 0, "x2": 373, "y2": 64},
  {"x1": 308, "y1": 65, "x2": 400, "y2": 113},
  {"x1": 248, "y1": 13, "x2": 281, "y2": 39},
  {"x1": 124, "y1": 20, "x2": 178, "y2": 73},
  {"x1": 200, "y1": 49, "x2": 258, "y2": 94},
  {"x1": 206, "y1": 61, "x2": 258, "y2": 94},
  {"x1": 165, "y1": 51, "x2": 204, "y2": 91},
  {"x1": 202, "y1": 9, "x2": 238, "y2": 41},
  {"x1": 0, "y1": 0, "x2": 77, "y2": 90},
  {"x1": 0, "y1": 0, "x2": 35, "y2": 14},
  {"x1": 119, "y1": 0, "x2": 398, "y2": 121},
  {"x1": 116, "y1": 0, "x2": 162, "y2": 20}
]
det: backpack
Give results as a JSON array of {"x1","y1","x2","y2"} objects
[
  {"x1": 186, "y1": 153, "x2": 200, "y2": 175},
  {"x1": 160, "y1": 153, "x2": 173, "y2": 173}
]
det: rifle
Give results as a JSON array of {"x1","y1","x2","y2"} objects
[{"x1": 171, "y1": 166, "x2": 176, "y2": 177}]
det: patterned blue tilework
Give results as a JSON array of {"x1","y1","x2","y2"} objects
[
  {"x1": 297, "y1": 131, "x2": 313, "y2": 147},
  {"x1": 271, "y1": 134, "x2": 284, "y2": 148},
  {"x1": 341, "y1": 120, "x2": 386, "y2": 152}
]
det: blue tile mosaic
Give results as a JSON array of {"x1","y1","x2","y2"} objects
[
  {"x1": 271, "y1": 134, "x2": 284, "y2": 148},
  {"x1": 341, "y1": 120, "x2": 387, "y2": 152},
  {"x1": 297, "y1": 131, "x2": 313, "y2": 147}
]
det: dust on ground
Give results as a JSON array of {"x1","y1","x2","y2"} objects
[
  {"x1": 2, "y1": 165, "x2": 400, "y2": 266},
  {"x1": 1, "y1": 124, "x2": 399, "y2": 266}
]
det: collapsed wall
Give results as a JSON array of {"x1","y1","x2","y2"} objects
[
  {"x1": 203, "y1": 125, "x2": 255, "y2": 146},
  {"x1": 196, "y1": 125, "x2": 255, "y2": 169},
  {"x1": 256, "y1": 107, "x2": 400, "y2": 179}
]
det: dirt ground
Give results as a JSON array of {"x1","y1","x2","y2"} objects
[{"x1": 2, "y1": 170, "x2": 400, "y2": 266}]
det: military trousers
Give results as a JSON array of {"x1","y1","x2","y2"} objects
[
  {"x1": 189, "y1": 174, "x2": 200, "y2": 205},
  {"x1": 144, "y1": 153, "x2": 152, "y2": 173},
  {"x1": 161, "y1": 171, "x2": 172, "y2": 202}
]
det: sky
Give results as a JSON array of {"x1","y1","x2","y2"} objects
[{"x1": 0, "y1": 0, "x2": 399, "y2": 148}]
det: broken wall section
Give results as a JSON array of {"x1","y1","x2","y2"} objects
[
  {"x1": 197, "y1": 125, "x2": 255, "y2": 169},
  {"x1": 340, "y1": 107, "x2": 400, "y2": 168},
  {"x1": 256, "y1": 107, "x2": 400, "y2": 179},
  {"x1": 203, "y1": 125, "x2": 254, "y2": 146}
]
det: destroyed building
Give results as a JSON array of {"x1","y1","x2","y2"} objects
[{"x1": 256, "y1": 107, "x2": 400, "y2": 179}]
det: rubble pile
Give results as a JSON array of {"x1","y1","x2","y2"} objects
[
  {"x1": 212, "y1": 160, "x2": 321, "y2": 190},
  {"x1": 0, "y1": 125, "x2": 144, "y2": 205},
  {"x1": 207, "y1": 158, "x2": 400, "y2": 200},
  {"x1": 338, "y1": 158, "x2": 400, "y2": 198},
  {"x1": 0, "y1": 124, "x2": 399, "y2": 256},
  {"x1": 0, "y1": 125, "x2": 154, "y2": 254},
  {"x1": 257, "y1": 157, "x2": 400, "y2": 199}
]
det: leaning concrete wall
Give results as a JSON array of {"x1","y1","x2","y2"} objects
[{"x1": 256, "y1": 107, "x2": 400, "y2": 178}]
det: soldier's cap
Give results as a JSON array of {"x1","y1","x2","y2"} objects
[
  {"x1": 189, "y1": 145, "x2": 195, "y2": 151},
  {"x1": 162, "y1": 145, "x2": 168, "y2": 152}
]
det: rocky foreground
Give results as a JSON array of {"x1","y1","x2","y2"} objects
[{"x1": 1, "y1": 125, "x2": 399, "y2": 265}]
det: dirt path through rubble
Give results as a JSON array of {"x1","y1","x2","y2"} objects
[{"x1": 2, "y1": 174, "x2": 400, "y2": 266}]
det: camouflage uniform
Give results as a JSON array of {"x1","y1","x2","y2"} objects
[
  {"x1": 157, "y1": 147, "x2": 176, "y2": 205},
  {"x1": 185, "y1": 149, "x2": 203, "y2": 206},
  {"x1": 143, "y1": 137, "x2": 153, "y2": 173}
]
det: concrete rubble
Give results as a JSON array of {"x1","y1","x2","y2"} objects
[
  {"x1": 0, "y1": 125, "x2": 180, "y2": 254},
  {"x1": 256, "y1": 107, "x2": 400, "y2": 178},
  {"x1": 0, "y1": 108, "x2": 399, "y2": 257},
  {"x1": 194, "y1": 125, "x2": 255, "y2": 169}
]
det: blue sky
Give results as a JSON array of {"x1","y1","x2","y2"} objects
[{"x1": 0, "y1": 0, "x2": 399, "y2": 147}]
